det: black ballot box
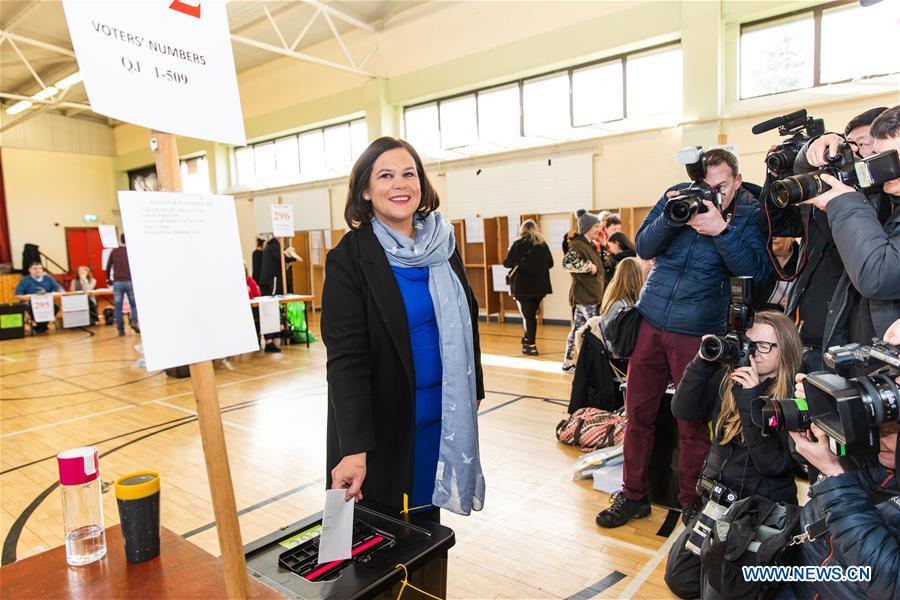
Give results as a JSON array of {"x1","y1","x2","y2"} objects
[
  {"x1": 0, "y1": 303, "x2": 26, "y2": 340},
  {"x1": 244, "y1": 504, "x2": 454, "y2": 600},
  {"x1": 648, "y1": 389, "x2": 681, "y2": 510}
]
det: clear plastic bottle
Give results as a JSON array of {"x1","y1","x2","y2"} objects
[{"x1": 57, "y1": 447, "x2": 107, "y2": 566}]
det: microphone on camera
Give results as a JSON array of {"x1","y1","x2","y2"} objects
[{"x1": 752, "y1": 109, "x2": 808, "y2": 135}]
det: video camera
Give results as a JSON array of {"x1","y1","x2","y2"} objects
[
  {"x1": 753, "y1": 108, "x2": 900, "y2": 208},
  {"x1": 750, "y1": 340, "x2": 900, "y2": 455},
  {"x1": 699, "y1": 277, "x2": 755, "y2": 368},
  {"x1": 663, "y1": 146, "x2": 722, "y2": 226}
]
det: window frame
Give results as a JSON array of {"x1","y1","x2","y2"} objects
[{"x1": 738, "y1": 0, "x2": 896, "y2": 100}]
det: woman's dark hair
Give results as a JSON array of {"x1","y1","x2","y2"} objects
[
  {"x1": 344, "y1": 137, "x2": 440, "y2": 229},
  {"x1": 607, "y1": 231, "x2": 635, "y2": 253}
]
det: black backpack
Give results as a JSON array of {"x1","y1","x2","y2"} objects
[
  {"x1": 701, "y1": 495, "x2": 802, "y2": 600},
  {"x1": 604, "y1": 304, "x2": 642, "y2": 358}
]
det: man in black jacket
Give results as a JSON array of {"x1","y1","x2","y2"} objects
[
  {"x1": 762, "y1": 106, "x2": 887, "y2": 371},
  {"x1": 796, "y1": 105, "x2": 900, "y2": 354}
]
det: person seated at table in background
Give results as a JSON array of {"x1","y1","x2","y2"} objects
[
  {"x1": 69, "y1": 265, "x2": 99, "y2": 324},
  {"x1": 15, "y1": 262, "x2": 63, "y2": 332},
  {"x1": 246, "y1": 265, "x2": 280, "y2": 354}
]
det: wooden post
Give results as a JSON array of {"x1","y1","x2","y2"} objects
[
  {"x1": 151, "y1": 130, "x2": 250, "y2": 600},
  {"x1": 277, "y1": 197, "x2": 287, "y2": 295}
]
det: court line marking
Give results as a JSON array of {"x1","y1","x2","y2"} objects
[
  {"x1": 0, "y1": 364, "x2": 323, "y2": 438},
  {"x1": 565, "y1": 570, "x2": 627, "y2": 600},
  {"x1": 154, "y1": 400, "x2": 257, "y2": 433},
  {"x1": 616, "y1": 521, "x2": 685, "y2": 599}
]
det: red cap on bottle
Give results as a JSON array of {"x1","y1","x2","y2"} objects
[{"x1": 57, "y1": 447, "x2": 99, "y2": 486}]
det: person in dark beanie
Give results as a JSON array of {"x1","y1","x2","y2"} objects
[{"x1": 562, "y1": 209, "x2": 604, "y2": 371}]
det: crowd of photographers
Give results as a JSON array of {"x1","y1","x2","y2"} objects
[{"x1": 594, "y1": 104, "x2": 900, "y2": 599}]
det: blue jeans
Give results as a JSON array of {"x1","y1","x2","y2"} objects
[{"x1": 112, "y1": 281, "x2": 138, "y2": 333}]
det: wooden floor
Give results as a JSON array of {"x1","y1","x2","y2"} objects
[{"x1": 1, "y1": 318, "x2": 683, "y2": 599}]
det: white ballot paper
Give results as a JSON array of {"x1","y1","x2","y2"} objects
[
  {"x1": 61, "y1": 0, "x2": 245, "y2": 146},
  {"x1": 118, "y1": 191, "x2": 259, "y2": 371},
  {"x1": 98, "y1": 224, "x2": 119, "y2": 248},
  {"x1": 30, "y1": 296, "x2": 55, "y2": 323},
  {"x1": 318, "y1": 489, "x2": 354, "y2": 564},
  {"x1": 257, "y1": 297, "x2": 280, "y2": 335},
  {"x1": 491, "y1": 264, "x2": 510, "y2": 293}
]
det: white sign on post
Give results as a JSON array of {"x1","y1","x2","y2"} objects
[
  {"x1": 270, "y1": 204, "x2": 295, "y2": 238},
  {"x1": 30, "y1": 296, "x2": 55, "y2": 323},
  {"x1": 118, "y1": 191, "x2": 259, "y2": 371},
  {"x1": 98, "y1": 224, "x2": 119, "y2": 248},
  {"x1": 61, "y1": 0, "x2": 246, "y2": 146}
]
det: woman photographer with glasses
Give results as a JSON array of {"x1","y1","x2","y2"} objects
[{"x1": 664, "y1": 311, "x2": 802, "y2": 599}]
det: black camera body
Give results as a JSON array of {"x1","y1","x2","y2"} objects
[
  {"x1": 664, "y1": 146, "x2": 723, "y2": 226},
  {"x1": 755, "y1": 109, "x2": 826, "y2": 178},
  {"x1": 699, "y1": 277, "x2": 755, "y2": 368},
  {"x1": 804, "y1": 340, "x2": 900, "y2": 455},
  {"x1": 685, "y1": 476, "x2": 739, "y2": 555}
]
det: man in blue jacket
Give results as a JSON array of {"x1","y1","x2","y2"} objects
[{"x1": 597, "y1": 149, "x2": 771, "y2": 528}]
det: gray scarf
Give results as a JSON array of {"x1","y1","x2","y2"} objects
[{"x1": 372, "y1": 212, "x2": 485, "y2": 515}]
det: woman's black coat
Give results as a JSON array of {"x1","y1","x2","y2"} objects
[
  {"x1": 321, "y1": 223, "x2": 484, "y2": 512},
  {"x1": 502, "y1": 238, "x2": 553, "y2": 299},
  {"x1": 258, "y1": 238, "x2": 296, "y2": 295},
  {"x1": 671, "y1": 356, "x2": 797, "y2": 504}
]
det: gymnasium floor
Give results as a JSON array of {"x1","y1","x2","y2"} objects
[{"x1": 1, "y1": 318, "x2": 682, "y2": 599}]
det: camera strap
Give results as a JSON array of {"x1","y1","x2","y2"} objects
[{"x1": 788, "y1": 517, "x2": 829, "y2": 546}]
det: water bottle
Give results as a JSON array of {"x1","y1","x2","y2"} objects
[{"x1": 57, "y1": 447, "x2": 107, "y2": 566}]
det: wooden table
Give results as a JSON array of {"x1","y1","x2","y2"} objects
[
  {"x1": 15, "y1": 288, "x2": 114, "y2": 302},
  {"x1": 0, "y1": 525, "x2": 282, "y2": 599}
]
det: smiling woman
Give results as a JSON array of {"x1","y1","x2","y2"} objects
[{"x1": 322, "y1": 137, "x2": 485, "y2": 520}]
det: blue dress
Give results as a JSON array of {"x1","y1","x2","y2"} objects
[{"x1": 390, "y1": 266, "x2": 442, "y2": 510}]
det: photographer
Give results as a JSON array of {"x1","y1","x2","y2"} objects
[
  {"x1": 797, "y1": 105, "x2": 900, "y2": 353},
  {"x1": 596, "y1": 149, "x2": 771, "y2": 528},
  {"x1": 763, "y1": 106, "x2": 888, "y2": 371},
  {"x1": 664, "y1": 311, "x2": 802, "y2": 599}
]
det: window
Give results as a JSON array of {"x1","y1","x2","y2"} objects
[
  {"x1": 740, "y1": 1, "x2": 899, "y2": 99},
  {"x1": 231, "y1": 118, "x2": 366, "y2": 189},
  {"x1": 129, "y1": 156, "x2": 209, "y2": 192},
  {"x1": 477, "y1": 84, "x2": 520, "y2": 143},
  {"x1": 522, "y1": 73, "x2": 571, "y2": 138},
  {"x1": 403, "y1": 42, "x2": 682, "y2": 156},
  {"x1": 572, "y1": 60, "x2": 623, "y2": 126},
  {"x1": 626, "y1": 46, "x2": 683, "y2": 118},
  {"x1": 439, "y1": 94, "x2": 478, "y2": 149}
]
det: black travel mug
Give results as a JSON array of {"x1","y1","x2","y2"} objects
[{"x1": 115, "y1": 471, "x2": 161, "y2": 563}]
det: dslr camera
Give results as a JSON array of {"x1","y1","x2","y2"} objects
[
  {"x1": 699, "y1": 277, "x2": 755, "y2": 368},
  {"x1": 752, "y1": 108, "x2": 825, "y2": 178},
  {"x1": 751, "y1": 340, "x2": 900, "y2": 455},
  {"x1": 664, "y1": 146, "x2": 722, "y2": 226},
  {"x1": 685, "y1": 476, "x2": 739, "y2": 556}
]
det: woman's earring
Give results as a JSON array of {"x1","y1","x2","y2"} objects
[{"x1": 363, "y1": 195, "x2": 370, "y2": 201}]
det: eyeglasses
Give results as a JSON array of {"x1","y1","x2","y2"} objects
[{"x1": 749, "y1": 340, "x2": 778, "y2": 354}]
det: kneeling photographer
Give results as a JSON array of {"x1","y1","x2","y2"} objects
[
  {"x1": 786, "y1": 324, "x2": 900, "y2": 599},
  {"x1": 665, "y1": 308, "x2": 802, "y2": 599},
  {"x1": 779, "y1": 105, "x2": 900, "y2": 356}
]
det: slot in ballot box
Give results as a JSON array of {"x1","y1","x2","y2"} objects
[{"x1": 244, "y1": 504, "x2": 454, "y2": 600}]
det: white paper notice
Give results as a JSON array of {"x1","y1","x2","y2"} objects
[
  {"x1": 98, "y1": 224, "x2": 119, "y2": 248},
  {"x1": 30, "y1": 296, "x2": 55, "y2": 323},
  {"x1": 491, "y1": 264, "x2": 510, "y2": 293},
  {"x1": 507, "y1": 214, "x2": 521, "y2": 246},
  {"x1": 118, "y1": 191, "x2": 259, "y2": 371},
  {"x1": 465, "y1": 217, "x2": 485, "y2": 243},
  {"x1": 257, "y1": 297, "x2": 280, "y2": 335},
  {"x1": 61, "y1": 293, "x2": 91, "y2": 329},
  {"x1": 61, "y1": 1, "x2": 245, "y2": 146},
  {"x1": 61, "y1": 294, "x2": 90, "y2": 313},
  {"x1": 318, "y1": 489, "x2": 354, "y2": 564},
  {"x1": 271, "y1": 204, "x2": 295, "y2": 238}
]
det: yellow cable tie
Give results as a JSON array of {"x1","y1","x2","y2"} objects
[{"x1": 394, "y1": 563, "x2": 444, "y2": 600}]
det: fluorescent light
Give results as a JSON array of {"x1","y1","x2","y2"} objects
[
  {"x1": 54, "y1": 71, "x2": 82, "y2": 90},
  {"x1": 6, "y1": 100, "x2": 32, "y2": 115},
  {"x1": 32, "y1": 86, "x2": 59, "y2": 101}
]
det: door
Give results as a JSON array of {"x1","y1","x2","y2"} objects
[{"x1": 65, "y1": 227, "x2": 108, "y2": 288}]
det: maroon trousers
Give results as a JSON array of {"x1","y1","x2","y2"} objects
[{"x1": 622, "y1": 320, "x2": 710, "y2": 507}]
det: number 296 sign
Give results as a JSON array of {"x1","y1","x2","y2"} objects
[{"x1": 271, "y1": 205, "x2": 294, "y2": 237}]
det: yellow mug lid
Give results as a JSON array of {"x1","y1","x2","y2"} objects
[{"x1": 115, "y1": 470, "x2": 160, "y2": 500}]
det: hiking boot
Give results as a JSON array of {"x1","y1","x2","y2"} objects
[
  {"x1": 264, "y1": 343, "x2": 281, "y2": 353},
  {"x1": 595, "y1": 492, "x2": 650, "y2": 528},
  {"x1": 681, "y1": 501, "x2": 703, "y2": 526},
  {"x1": 523, "y1": 344, "x2": 539, "y2": 356}
]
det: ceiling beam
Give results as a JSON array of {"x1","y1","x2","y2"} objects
[
  {"x1": 0, "y1": 30, "x2": 75, "y2": 57},
  {"x1": 300, "y1": 0, "x2": 375, "y2": 33},
  {"x1": 231, "y1": 34, "x2": 373, "y2": 77}
]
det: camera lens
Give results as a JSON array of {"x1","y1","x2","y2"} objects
[
  {"x1": 855, "y1": 374, "x2": 900, "y2": 427},
  {"x1": 772, "y1": 172, "x2": 830, "y2": 208},
  {"x1": 699, "y1": 335, "x2": 742, "y2": 364},
  {"x1": 766, "y1": 149, "x2": 796, "y2": 174},
  {"x1": 664, "y1": 197, "x2": 700, "y2": 225},
  {"x1": 758, "y1": 398, "x2": 810, "y2": 435}
]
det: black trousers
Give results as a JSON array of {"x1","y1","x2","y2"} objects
[
  {"x1": 664, "y1": 514, "x2": 720, "y2": 600},
  {"x1": 515, "y1": 296, "x2": 544, "y2": 345}
]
